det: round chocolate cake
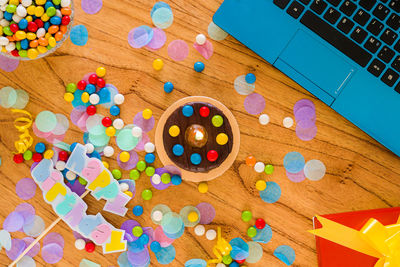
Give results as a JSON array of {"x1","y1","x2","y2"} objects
[{"x1": 162, "y1": 102, "x2": 234, "y2": 172}]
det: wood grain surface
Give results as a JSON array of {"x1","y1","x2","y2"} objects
[{"x1": 0, "y1": 0, "x2": 399, "y2": 266}]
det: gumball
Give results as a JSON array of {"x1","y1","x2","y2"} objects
[
  {"x1": 13, "y1": 154, "x2": 24, "y2": 163},
  {"x1": 97, "y1": 78, "x2": 105, "y2": 88},
  {"x1": 77, "y1": 80, "x2": 86, "y2": 90},
  {"x1": 32, "y1": 153, "x2": 43, "y2": 162},
  {"x1": 88, "y1": 74, "x2": 98, "y2": 84},
  {"x1": 59, "y1": 151, "x2": 69, "y2": 161},
  {"x1": 255, "y1": 218, "x2": 266, "y2": 229},
  {"x1": 86, "y1": 105, "x2": 96, "y2": 116},
  {"x1": 102, "y1": 117, "x2": 112, "y2": 127},
  {"x1": 199, "y1": 106, "x2": 210, "y2": 117},
  {"x1": 85, "y1": 242, "x2": 95, "y2": 253}
]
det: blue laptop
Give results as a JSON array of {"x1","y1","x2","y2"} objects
[{"x1": 213, "y1": 0, "x2": 400, "y2": 156}]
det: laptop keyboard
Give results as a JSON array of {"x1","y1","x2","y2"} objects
[{"x1": 273, "y1": 0, "x2": 400, "y2": 93}]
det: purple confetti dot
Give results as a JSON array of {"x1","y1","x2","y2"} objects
[
  {"x1": 81, "y1": 0, "x2": 103, "y2": 14},
  {"x1": 43, "y1": 232, "x2": 65, "y2": 248},
  {"x1": 286, "y1": 170, "x2": 306, "y2": 183},
  {"x1": 120, "y1": 220, "x2": 140, "y2": 242},
  {"x1": 196, "y1": 202, "x2": 216, "y2": 225},
  {"x1": 163, "y1": 165, "x2": 181, "y2": 176},
  {"x1": 0, "y1": 55, "x2": 19, "y2": 72},
  {"x1": 294, "y1": 106, "x2": 316, "y2": 121},
  {"x1": 16, "y1": 178, "x2": 37, "y2": 200},
  {"x1": 146, "y1": 28, "x2": 167, "y2": 50},
  {"x1": 244, "y1": 93, "x2": 266, "y2": 115},
  {"x1": 128, "y1": 26, "x2": 154, "y2": 49},
  {"x1": 167, "y1": 40, "x2": 189, "y2": 61},
  {"x1": 22, "y1": 237, "x2": 40, "y2": 257},
  {"x1": 117, "y1": 150, "x2": 139, "y2": 170},
  {"x1": 127, "y1": 247, "x2": 150, "y2": 266},
  {"x1": 295, "y1": 124, "x2": 317, "y2": 141},
  {"x1": 6, "y1": 238, "x2": 26, "y2": 260},
  {"x1": 134, "y1": 132, "x2": 150, "y2": 152},
  {"x1": 133, "y1": 112, "x2": 155, "y2": 133},
  {"x1": 3, "y1": 212, "x2": 24, "y2": 232},
  {"x1": 296, "y1": 118, "x2": 316, "y2": 129},
  {"x1": 293, "y1": 99, "x2": 315, "y2": 114},
  {"x1": 151, "y1": 168, "x2": 171, "y2": 190},
  {"x1": 41, "y1": 243, "x2": 63, "y2": 264}
]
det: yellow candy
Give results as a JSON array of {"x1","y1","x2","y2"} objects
[
  {"x1": 64, "y1": 92, "x2": 74, "y2": 102},
  {"x1": 119, "y1": 151, "x2": 130, "y2": 162},
  {"x1": 198, "y1": 182, "x2": 208, "y2": 193},
  {"x1": 81, "y1": 92, "x2": 90, "y2": 103},
  {"x1": 36, "y1": 0, "x2": 46, "y2": 4},
  {"x1": 169, "y1": 125, "x2": 180, "y2": 137},
  {"x1": 15, "y1": 31, "x2": 26, "y2": 40},
  {"x1": 96, "y1": 67, "x2": 106, "y2": 77},
  {"x1": 25, "y1": 16, "x2": 33, "y2": 22},
  {"x1": 26, "y1": 32, "x2": 36, "y2": 41},
  {"x1": 0, "y1": 26, "x2": 3, "y2": 36},
  {"x1": 216, "y1": 133, "x2": 228, "y2": 145},
  {"x1": 45, "y1": 32, "x2": 52, "y2": 39},
  {"x1": 37, "y1": 46, "x2": 47, "y2": 54},
  {"x1": 1, "y1": 47, "x2": 6, "y2": 53},
  {"x1": 255, "y1": 180, "x2": 267, "y2": 191},
  {"x1": 124, "y1": 191, "x2": 133, "y2": 197},
  {"x1": 27, "y1": 48, "x2": 38, "y2": 59},
  {"x1": 102, "y1": 161, "x2": 109, "y2": 169},
  {"x1": 43, "y1": 150, "x2": 54, "y2": 159},
  {"x1": 34, "y1": 6, "x2": 44, "y2": 17},
  {"x1": 188, "y1": 211, "x2": 199, "y2": 222},
  {"x1": 41, "y1": 13, "x2": 50, "y2": 22},
  {"x1": 27, "y1": 6, "x2": 36, "y2": 15},
  {"x1": 105, "y1": 126, "x2": 116, "y2": 137},
  {"x1": 152, "y1": 58, "x2": 163, "y2": 71},
  {"x1": 142, "y1": 109, "x2": 152, "y2": 119},
  {"x1": 48, "y1": 37, "x2": 56, "y2": 47},
  {"x1": 9, "y1": 0, "x2": 18, "y2": 5}
]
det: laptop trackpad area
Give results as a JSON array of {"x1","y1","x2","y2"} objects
[{"x1": 277, "y1": 29, "x2": 355, "y2": 98}]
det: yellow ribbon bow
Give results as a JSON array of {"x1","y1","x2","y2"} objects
[
  {"x1": 309, "y1": 215, "x2": 400, "y2": 267},
  {"x1": 11, "y1": 109, "x2": 33, "y2": 154},
  {"x1": 207, "y1": 227, "x2": 232, "y2": 266}
]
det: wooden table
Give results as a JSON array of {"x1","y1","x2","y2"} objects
[{"x1": 0, "y1": 0, "x2": 399, "y2": 266}]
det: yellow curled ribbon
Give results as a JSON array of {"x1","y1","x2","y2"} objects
[
  {"x1": 11, "y1": 109, "x2": 33, "y2": 154},
  {"x1": 207, "y1": 227, "x2": 232, "y2": 266},
  {"x1": 309, "y1": 215, "x2": 400, "y2": 267}
]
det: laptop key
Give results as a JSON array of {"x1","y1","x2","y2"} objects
[
  {"x1": 395, "y1": 40, "x2": 400, "y2": 53},
  {"x1": 392, "y1": 56, "x2": 400, "y2": 72},
  {"x1": 359, "y1": 0, "x2": 377, "y2": 10},
  {"x1": 380, "y1": 28, "x2": 398, "y2": 45},
  {"x1": 310, "y1": 0, "x2": 328, "y2": 14},
  {"x1": 367, "y1": 59, "x2": 386, "y2": 76},
  {"x1": 273, "y1": 0, "x2": 291, "y2": 9},
  {"x1": 351, "y1": 27, "x2": 368, "y2": 43},
  {"x1": 300, "y1": 0, "x2": 311, "y2": 5},
  {"x1": 364, "y1": 36, "x2": 382, "y2": 53},
  {"x1": 353, "y1": 9, "x2": 371, "y2": 26},
  {"x1": 367, "y1": 19, "x2": 384, "y2": 35},
  {"x1": 327, "y1": 0, "x2": 342, "y2": 6},
  {"x1": 378, "y1": 46, "x2": 395, "y2": 63},
  {"x1": 381, "y1": 68, "x2": 399, "y2": 86},
  {"x1": 287, "y1": 1, "x2": 305, "y2": 18},
  {"x1": 387, "y1": 13, "x2": 400, "y2": 31},
  {"x1": 340, "y1": 0, "x2": 357, "y2": 16},
  {"x1": 389, "y1": 0, "x2": 400, "y2": 11},
  {"x1": 373, "y1": 4, "x2": 390, "y2": 20},
  {"x1": 300, "y1": 11, "x2": 372, "y2": 67},
  {"x1": 338, "y1": 17, "x2": 355, "y2": 34},
  {"x1": 324, "y1": 7, "x2": 341, "y2": 24}
]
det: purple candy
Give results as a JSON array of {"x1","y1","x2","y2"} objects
[
  {"x1": 244, "y1": 93, "x2": 266, "y2": 115},
  {"x1": 15, "y1": 178, "x2": 37, "y2": 200},
  {"x1": 151, "y1": 168, "x2": 171, "y2": 190},
  {"x1": 134, "y1": 133, "x2": 150, "y2": 152},
  {"x1": 22, "y1": 237, "x2": 40, "y2": 257},
  {"x1": 294, "y1": 106, "x2": 316, "y2": 121},
  {"x1": 117, "y1": 150, "x2": 139, "y2": 170},
  {"x1": 43, "y1": 232, "x2": 65, "y2": 248},
  {"x1": 120, "y1": 220, "x2": 140, "y2": 242},
  {"x1": 3, "y1": 212, "x2": 24, "y2": 232},
  {"x1": 293, "y1": 99, "x2": 315, "y2": 114},
  {"x1": 127, "y1": 247, "x2": 150, "y2": 266},
  {"x1": 286, "y1": 170, "x2": 306, "y2": 182},
  {"x1": 296, "y1": 124, "x2": 317, "y2": 141},
  {"x1": 0, "y1": 55, "x2": 19, "y2": 72},
  {"x1": 6, "y1": 238, "x2": 26, "y2": 260},
  {"x1": 146, "y1": 28, "x2": 167, "y2": 50},
  {"x1": 81, "y1": 0, "x2": 103, "y2": 14},
  {"x1": 41, "y1": 243, "x2": 63, "y2": 264},
  {"x1": 133, "y1": 112, "x2": 155, "y2": 132},
  {"x1": 196, "y1": 202, "x2": 216, "y2": 225}
]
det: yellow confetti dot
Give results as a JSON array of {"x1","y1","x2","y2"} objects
[
  {"x1": 96, "y1": 67, "x2": 106, "y2": 77},
  {"x1": 169, "y1": 125, "x2": 180, "y2": 137},
  {"x1": 43, "y1": 150, "x2": 54, "y2": 159},
  {"x1": 143, "y1": 109, "x2": 152, "y2": 120},
  {"x1": 119, "y1": 151, "x2": 130, "y2": 163},
  {"x1": 255, "y1": 180, "x2": 267, "y2": 191},
  {"x1": 81, "y1": 92, "x2": 90, "y2": 103},
  {"x1": 102, "y1": 161, "x2": 109, "y2": 169},
  {"x1": 64, "y1": 92, "x2": 74, "y2": 102},
  {"x1": 198, "y1": 182, "x2": 208, "y2": 193},
  {"x1": 105, "y1": 126, "x2": 116, "y2": 137},
  {"x1": 216, "y1": 133, "x2": 228, "y2": 145},
  {"x1": 152, "y1": 58, "x2": 164, "y2": 71},
  {"x1": 188, "y1": 211, "x2": 199, "y2": 222}
]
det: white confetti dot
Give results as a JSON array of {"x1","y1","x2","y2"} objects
[
  {"x1": 304, "y1": 159, "x2": 326, "y2": 181},
  {"x1": 259, "y1": 114, "x2": 270, "y2": 125},
  {"x1": 283, "y1": 117, "x2": 294, "y2": 128}
]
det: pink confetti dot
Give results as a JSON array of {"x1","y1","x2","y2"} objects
[
  {"x1": 168, "y1": 40, "x2": 189, "y2": 61},
  {"x1": 81, "y1": 0, "x2": 103, "y2": 14},
  {"x1": 244, "y1": 93, "x2": 266, "y2": 115},
  {"x1": 16, "y1": 178, "x2": 37, "y2": 200},
  {"x1": 0, "y1": 55, "x2": 19, "y2": 72}
]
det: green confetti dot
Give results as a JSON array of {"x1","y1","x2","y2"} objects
[
  {"x1": 264, "y1": 164, "x2": 274, "y2": 175},
  {"x1": 129, "y1": 169, "x2": 140, "y2": 180},
  {"x1": 142, "y1": 189, "x2": 152, "y2": 200},
  {"x1": 145, "y1": 166, "x2": 155, "y2": 177},
  {"x1": 241, "y1": 210, "x2": 252, "y2": 222},
  {"x1": 137, "y1": 161, "x2": 146, "y2": 172},
  {"x1": 161, "y1": 173, "x2": 171, "y2": 184},
  {"x1": 23, "y1": 150, "x2": 33, "y2": 161},
  {"x1": 112, "y1": 169, "x2": 122, "y2": 179}
]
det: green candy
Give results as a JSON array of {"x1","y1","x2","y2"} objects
[
  {"x1": 111, "y1": 169, "x2": 122, "y2": 179},
  {"x1": 212, "y1": 115, "x2": 223, "y2": 127},
  {"x1": 46, "y1": 6, "x2": 56, "y2": 17},
  {"x1": 132, "y1": 226, "x2": 143, "y2": 237},
  {"x1": 161, "y1": 173, "x2": 171, "y2": 184},
  {"x1": 141, "y1": 189, "x2": 152, "y2": 200},
  {"x1": 23, "y1": 150, "x2": 33, "y2": 161},
  {"x1": 3, "y1": 27, "x2": 13, "y2": 36},
  {"x1": 78, "y1": 177, "x2": 87, "y2": 185},
  {"x1": 66, "y1": 83, "x2": 77, "y2": 93},
  {"x1": 247, "y1": 226, "x2": 257, "y2": 238},
  {"x1": 129, "y1": 169, "x2": 140, "y2": 180},
  {"x1": 18, "y1": 50, "x2": 28, "y2": 57},
  {"x1": 6, "y1": 5, "x2": 16, "y2": 13},
  {"x1": 222, "y1": 255, "x2": 232, "y2": 265},
  {"x1": 52, "y1": 0, "x2": 61, "y2": 5},
  {"x1": 145, "y1": 166, "x2": 155, "y2": 177},
  {"x1": 264, "y1": 164, "x2": 274, "y2": 175},
  {"x1": 15, "y1": 41, "x2": 21, "y2": 51},
  {"x1": 137, "y1": 161, "x2": 146, "y2": 172},
  {"x1": 241, "y1": 210, "x2": 252, "y2": 222}
]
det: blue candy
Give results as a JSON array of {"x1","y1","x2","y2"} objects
[
  {"x1": 245, "y1": 73, "x2": 256, "y2": 84},
  {"x1": 171, "y1": 175, "x2": 182, "y2": 185},
  {"x1": 85, "y1": 84, "x2": 96, "y2": 94},
  {"x1": 44, "y1": 22, "x2": 50, "y2": 30},
  {"x1": 20, "y1": 39, "x2": 28, "y2": 50},
  {"x1": 145, "y1": 153, "x2": 155, "y2": 164},
  {"x1": 35, "y1": 142, "x2": 46, "y2": 153},
  {"x1": 50, "y1": 16, "x2": 61, "y2": 25},
  {"x1": 110, "y1": 105, "x2": 120, "y2": 116},
  {"x1": 194, "y1": 61, "x2": 205, "y2": 72},
  {"x1": 132, "y1": 205, "x2": 144, "y2": 216},
  {"x1": 70, "y1": 142, "x2": 78, "y2": 152},
  {"x1": 182, "y1": 105, "x2": 193, "y2": 117},
  {"x1": 164, "y1": 82, "x2": 174, "y2": 93},
  {"x1": 4, "y1": 12, "x2": 12, "y2": 21},
  {"x1": 18, "y1": 19, "x2": 28, "y2": 30},
  {"x1": 44, "y1": 2, "x2": 54, "y2": 9},
  {"x1": 172, "y1": 144, "x2": 184, "y2": 156},
  {"x1": 190, "y1": 153, "x2": 202, "y2": 165}
]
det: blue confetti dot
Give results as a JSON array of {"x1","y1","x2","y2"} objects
[
  {"x1": 182, "y1": 105, "x2": 194, "y2": 117},
  {"x1": 164, "y1": 82, "x2": 174, "y2": 93},
  {"x1": 155, "y1": 245, "x2": 176, "y2": 264},
  {"x1": 172, "y1": 144, "x2": 184, "y2": 156},
  {"x1": 245, "y1": 73, "x2": 256, "y2": 84},
  {"x1": 185, "y1": 259, "x2": 207, "y2": 267},
  {"x1": 252, "y1": 223, "x2": 272, "y2": 243},
  {"x1": 150, "y1": 1, "x2": 171, "y2": 17},
  {"x1": 132, "y1": 205, "x2": 143, "y2": 216},
  {"x1": 229, "y1": 238, "x2": 249, "y2": 261},
  {"x1": 190, "y1": 153, "x2": 202, "y2": 165},
  {"x1": 70, "y1": 25, "x2": 89, "y2": 46},
  {"x1": 194, "y1": 61, "x2": 205, "y2": 72},
  {"x1": 283, "y1": 152, "x2": 305, "y2": 173},
  {"x1": 171, "y1": 175, "x2": 182, "y2": 185},
  {"x1": 260, "y1": 181, "x2": 281, "y2": 203},
  {"x1": 274, "y1": 245, "x2": 296, "y2": 266}
]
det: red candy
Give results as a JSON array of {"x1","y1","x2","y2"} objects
[
  {"x1": 58, "y1": 151, "x2": 69, "y2": 161},
  {"x1": 199, "y1": 106, "x2": 210, "y2": 117},
  {"x1": 13, "y1": 154, "x2": 24, "y2": 163},
  {"x1": 207, "y1": 150, "x2": 218, "y2": 162},
  {"x1": 88, "y1": 74, "x2": 98, "y2": 85},
  {"x1": 77, "y1": 80, "x2": 86, "y2": 90},
  {"x1": 32, "y1": 153, "x2": 43, "y2": 162},
  {"x1": 102, "y1": 117, "x2": 112, "y2": 127},
  {"x1": 255, "y1": 218, "x2": 266, "y2": 229},
  {"x1": 61, "y1": 15, "x2": 70, "y2": 25},
  {"x1": 96, "y1": 78, "x2": 105, "y2": 88},
  {"x1": 34, "y1": 19, "x2": 43, "y2": 28},
  {"x1": 27, "y1": 21, "x2": 38, "y2": 32},
  {"x1": 85, "y1": 242, "x2": 95, "y2": 253},
  {"x1": 11, "y1": 50, "x2": 19, "y2": 57},
  {"x1": 86, "y1": 105, "x2": 97, "y2": 116},
  {"x1": 235, "y1": 259, "x2": 246, "y2": 264},
  {"x1": 10, "y1": 24, "x2": 19, "y2": 33}
]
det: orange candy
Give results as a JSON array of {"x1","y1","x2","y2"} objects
[
  {"x1": 61, "y1": 7, "x2": 71, "y2": 15},
  {"x1": 60, "y1": 25, "x2": 67, "y2": 34},
  {"x1": 246, "y1": 155, "x2": 257, "y2": 167},
  {"x1": 38, "y1": 37, "x2": 48, "y2": 46},
  {"x1": 7, "y1": 36, "x2": 15, "y2": 42},
  {"x1": 29, "y1": 40, "x2": 38, "y2": 48},
  {"x1": 54, "y1": 31, "x2": 63, "y2": 41},
  {"x1": 48, "y1": 25, "x2": 59, "y2": 34}
]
